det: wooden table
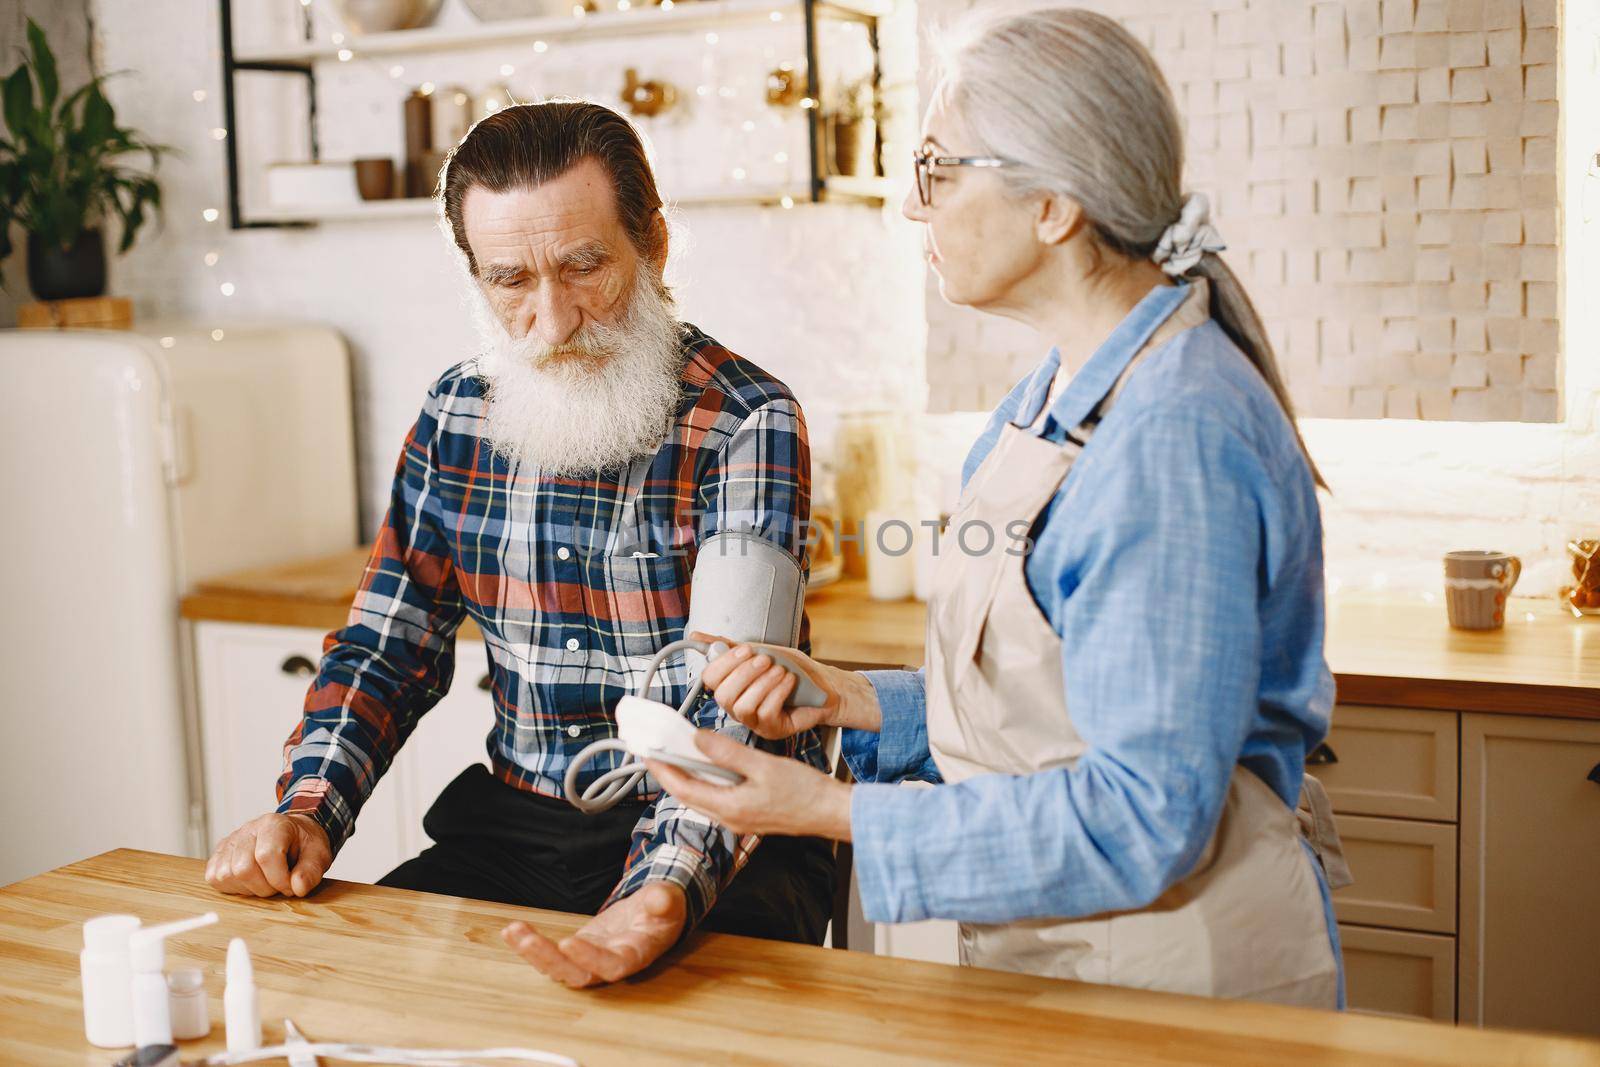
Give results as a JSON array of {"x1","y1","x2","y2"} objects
[
  {"x1": 5, "y1": 851, "x2": 1598, "y2": 1067},
  {"x1": 183, "y1": 548, "x2": 1600, "y2": 718}
]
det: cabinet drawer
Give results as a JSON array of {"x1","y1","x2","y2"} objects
[
  {"x1": 1340, "y1": 924, "x2": 1456, "y2": 1022},
  {"x1": 1309, "y1": 705, "x2": 1457, "y2": 821},
  {"x1": 1332, "y1": 815, "x2": 1456, "y2": 934}
]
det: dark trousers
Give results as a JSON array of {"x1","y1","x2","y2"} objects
[{"x1": 377, "y1": 765, "x2": 835, "y2": 945}]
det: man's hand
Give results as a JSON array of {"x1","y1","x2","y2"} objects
[
  {"x1": 648, "y1": 731, "x2": 853, "y2": 840},
  {"x1": 501, "y1": 882, "x2": 687, "y2": 988},
  {"x1": 204, "y1": 812, "x2": 333, "y2": 898}
]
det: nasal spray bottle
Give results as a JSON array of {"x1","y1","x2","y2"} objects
[
  {"x1": 224, "y1": 937, "x2": 262, "y2": 1053},
  {"x1": 128, "y1": 913, "x2": 218, "y2": 1048}
]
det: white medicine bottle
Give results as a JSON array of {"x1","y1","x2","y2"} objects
[{"x1": 81, "y1": 914, "x2": 140, "y2": 1048}]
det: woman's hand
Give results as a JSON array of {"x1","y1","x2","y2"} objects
[
  {"x1": 646, "y1": 732, "x2": 853, "y2": 841},
  {"x1": 692, "y1": 631, "x2": 881, "y2": 740}
]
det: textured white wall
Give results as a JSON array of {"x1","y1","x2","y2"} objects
[
  {"x1": 89, "y1": 0, "x2": 925, "y2": 531},
  {"x1": 921, "y1": 0, "x2": 1562, "y2": 423},
  {"x1": 911, "y1": 0, "x2": 1599, "y2": 597}
]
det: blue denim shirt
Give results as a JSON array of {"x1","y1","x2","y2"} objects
[{"x1": 843, "y1": 283, "x2": 1340, "y2": 989}]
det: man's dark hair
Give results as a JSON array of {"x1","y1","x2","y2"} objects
[{"x1": 441, "y1": 100, "x2": 665, "y2": 275}]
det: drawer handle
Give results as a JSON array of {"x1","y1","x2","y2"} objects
[
  {"x1": 279, "y1": 654, "x2": 318, "y2": 678},
  {"x1": 1588, "y1": 762, "x2": 1600, "y2": 785},
  {"x1": 1307, "y1": 742, "x2": 1339, "y2": 766},
  {"x1": 477, "y1": 673, "x2": 492, "y2": 692}
]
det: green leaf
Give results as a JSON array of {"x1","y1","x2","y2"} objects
[
  {"x1": 55, "y1": 76, "x2": 102, "y2": 125},
  {"x1": 3, "y1": 67, "x2": 35, "y2": 143},
  {"x1": 81, "y1": 85, "x2": 112, "y2": 147},
  {"x1": 26, "y1": 19, "x2": 58, "y2": 110}
]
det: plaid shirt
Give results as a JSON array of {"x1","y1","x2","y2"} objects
[{"x1": 276, "y1": 323, "x2": 820, "y2": 928}]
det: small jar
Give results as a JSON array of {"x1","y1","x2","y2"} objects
[
  {"x1": 167, "y1": 968, "x2": 210, "y2": 1041},
  {"x1": 1566, "y1": 539, "x2": 1600, "y2": 618}
]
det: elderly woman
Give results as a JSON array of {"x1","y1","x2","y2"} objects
[{"x1": 651, "y1": 7, "x2": 1348, "y2": 1006}]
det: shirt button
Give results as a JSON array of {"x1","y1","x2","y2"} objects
[
  {"x1": 565, "y1": 637, "x2": 580, "y2": 652},
  {"x1": 566, "y1": 724, "x2": 582, "y2": 738},
  {"x1": 557, "y1": 547, "x2": 571, "y2": 561}
]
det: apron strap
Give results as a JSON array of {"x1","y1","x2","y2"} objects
[{"x1": 1295, "y1": 775, "x2": 1354, "y2": 891}]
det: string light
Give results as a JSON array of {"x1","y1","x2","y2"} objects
[
  {"x1": 420, "y1": 81, "x2": 435, "y2": 95},
  {"x1": 660, "y1": 0, "x2": 673, "y2": 8},
  {"x1": 770, "y1": 10, "x2": 783, "y2": 20},
  {"x1": 731, "y1": 167, "x2": 747, "y2": 180},
  {"x1": 211, "y1": 329, "x2": 226, "y2": 341},
  {"x1": 705, "y1": 32, "x2": 718, "y2": 44},
  {"x1": 780, "y1": 195, "x2": 794, "y2": 209},
  {"x1": 500, "y1": 64, "x2": 515, "y2": 76},
  {"x1": 204, "y1": 252, "x2": 219, "y2": 267},
  {"x1": 202, "y1": 208, "x2": 219, "y2": 222},
  {"x1": 742, "y1": 120, "x2": 755, "y2": 131},
  {"x1": 219, "y1": 282, "x2": 235, "y2": 296},
  {"x1": 331, "y1": 32, "x2": 345, "y2": 44},
  {"x1": 618, "y1": 0, "x2": 631, "y2": 9},
  {"x1": 210, "y1": 127, "x2": 227, "y2": 140},
  {"x1": 389, "y1": 64, "x2": 405, "y2": 78},
  {"x1": 534, "y1": 40, "x2": 548, "y2": 52},
  {"x1": 159, "y1": 336, "x2": 176, "y2": 348},
  {"x1": 337, "y1": 48, "x2": 353, "y2": 61},
  {"x1": 572, "y1": 4, "x2": 587, "y2": 16},
  {"x1": 774, "y1": 151, "x2": 788, "y2": 163},
  {"x1": 192, "y1": 89, "x2": 206, "y2": 102}
]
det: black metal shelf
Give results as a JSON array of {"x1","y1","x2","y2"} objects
[{"x1": 217, "y1": 0, "x2": 886, "y2": 229}]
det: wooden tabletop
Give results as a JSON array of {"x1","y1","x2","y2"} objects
[
  {"x1": 181, "y1": 547, "x2": 1600, "y2": 718},
  {"x1": 5, "y1": 850, "x2": 1598, "y2": 1067}
]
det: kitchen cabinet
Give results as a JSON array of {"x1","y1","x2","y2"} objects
[
  {"x1": 1307, "y1": 704, "x2": 1460, "y2": 1022},
  {"x1": 1338, "y1": 925, "x2": 1457, "y2": 1022},
  {"x1": 192, "y1": 620, "x2": 494, "y2": 884},
  {"x1": 1459, "y1": 714, "x2": 1600, "y2": 1036}
]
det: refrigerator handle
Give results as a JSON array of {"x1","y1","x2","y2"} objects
[{"x1": 160, "y1": 402, "x2": 194, "y2": 487}]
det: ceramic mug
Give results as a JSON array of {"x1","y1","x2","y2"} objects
[
  {"x1": 1443, "y1": 550, "x2": 1521, "y2": 630},
  {"x1": 354, "y1": 157, "x2": 395, "y2": 201}
]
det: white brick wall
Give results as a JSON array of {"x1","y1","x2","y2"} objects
[{"x1": 920, "y1": 0, "x2": 1562, "y2": 423}]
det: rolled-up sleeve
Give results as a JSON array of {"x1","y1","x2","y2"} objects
[
  {"x1": 850, "y1": 407, "x2": 1265, "y2": 925},
  {"x1": 842, "y1": 669, "x2": 941, "y2": 784}
]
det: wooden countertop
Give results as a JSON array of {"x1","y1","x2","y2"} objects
[
  {"x1": 6, "y1": 850, "x2": 1597, "y2": 1066},
  {"x1": 181, "y1": 547, "x2": 1600, "y2": 718}
]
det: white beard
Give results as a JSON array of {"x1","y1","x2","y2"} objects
[{"x1": 469, "y1": 267, "x2": 686, "y2": 477}]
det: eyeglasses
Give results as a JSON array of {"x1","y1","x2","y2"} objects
[{"x1": 913, "y1": 146, "x2": 1011, "y2": 207}]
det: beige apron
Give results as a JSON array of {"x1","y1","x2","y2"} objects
[{"x1": 924, "y1": 282, "x2": 1346, "y2": 1007}]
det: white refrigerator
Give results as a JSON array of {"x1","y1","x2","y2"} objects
[{"x1": 0, "y1": 323, "x2": 358, "y2": 887}]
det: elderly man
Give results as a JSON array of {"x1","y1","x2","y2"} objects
[{"x1": 203, "y1": 100, "x2": 833, "y2": 986}]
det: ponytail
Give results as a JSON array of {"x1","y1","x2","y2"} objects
[{"x1": 1190, "y1": 253, "x2": 1327, "y2": 490}]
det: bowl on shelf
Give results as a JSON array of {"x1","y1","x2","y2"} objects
[{"x1": 331, "y1": 0, "x2": 443, "y2": 34}]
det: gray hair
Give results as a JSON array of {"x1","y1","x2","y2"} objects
[{"x1": 936, "y1": 7, "x2": 1323, "y2": 486}]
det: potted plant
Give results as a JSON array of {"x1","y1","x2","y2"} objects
[
  {"x1": 827, "y1": 76, "x2": 879, "y2": 178},
  {"x1": 0, "y1": 19, "x2": 164, "y2": 302}
]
